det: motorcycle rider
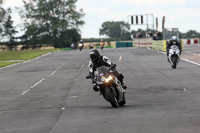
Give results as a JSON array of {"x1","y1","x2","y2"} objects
[
  {"x1": 87, "y1": 49, "x2": 127, "y2": 92},
  {"x1": 89, "y1": 43, "x2": 94, "y2": 49},
  {"x1": 100, "y1": 39, "x2": 105, "y2": 48},
  {"x1": 78, "y1": 40, "x2": 84, "y2": 47},
  {"x1": 80, "y1": 40, "x2": 84, "y2": 44},
  {"x1": 78, "y1": 40, "x2": 84, "y2": 51},
  {"x1": 166, "y1": 36, "x2": 182, "y2": 61}
]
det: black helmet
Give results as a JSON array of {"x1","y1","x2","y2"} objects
[{"x1": 90, "y1": 49, "x2": 101, "y2": 62}]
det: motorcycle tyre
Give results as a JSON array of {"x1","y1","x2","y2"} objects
[
  {"x1": 118, "y1": 92, "x2": 126, "y2": 106},
  {"x1": 105, "y1": 88, "x2": 118, "y2": 108},
  {"x1": 171, "y1": 56, "x2": 177, "y2": 69},
  {"x1": 172, "y1": 64, "x2": 176, "y2": 69}
]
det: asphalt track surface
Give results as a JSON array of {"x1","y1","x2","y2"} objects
[{"x1": 0, "y1": 46, "x2": 200, "y2": 133}]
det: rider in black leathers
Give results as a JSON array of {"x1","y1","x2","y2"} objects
[
  {"x1": 87, "y1": 49, "x2": 127, "y2": 92},
  {"x1": 166, "y1": 36, "x2": 182, "y2": 61}
]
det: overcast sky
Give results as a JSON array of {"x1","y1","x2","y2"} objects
[{"x1": 2, "y1": 0, "x2": 200, "y2": 38}]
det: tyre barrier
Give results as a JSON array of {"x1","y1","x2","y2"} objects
[{"x1": 182, "y1": 38, "x2": 199, "y2": 45}]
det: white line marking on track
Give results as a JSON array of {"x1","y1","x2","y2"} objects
[
  {"x1": 49, "y1": 69, "x2": 59, "y2": 77},
  {"x1": 181, "y1": 58, "x2": 200, "y2": 66},
  {"x1": 0, "y1": 63, "x2": 19, "y2": 70},
  {"x1": 1, "y1": 52, "x2": 54, "y2": 71},
  {"x1": 68, "y1": 96, "x2": 78, "y2": 98},
  {"x1": 21, "y1": 89, "x2": 31, "y2": 96},
  {"x1": 81, "y1": 63, "x2": 85, "y2": 68},
  {"x1": 119, "y1": 56, "x2": 122, "y2": 61},
  {"x1": 30, "y1": 78, "x2": 46, "y2": 89},
  {"x1": 78, "y1": 62, "x2": 86, "y2": 73},
  {"x1": 21, "y1": 64, "x2": 65, "y2": 96},
  {"x1": 49, "y1": 70, "x2": 57, "y2": 77},
  {"x1": 183, "y1": 88, "x2": 190, "y2": 94},
  {"x1": 21, "y1": 78, "x2": 46, "y2": 95},
  {"x1": 23, "y1": 52, "x2": 51, "y2": 64}
]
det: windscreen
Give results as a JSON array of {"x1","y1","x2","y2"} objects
[{"x1": 95, "y1": 66, "x2": 110, "y2": 82}]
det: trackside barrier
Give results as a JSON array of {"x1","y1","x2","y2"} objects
[
  {"x1": 134, "y1": 38, "x2": 152, "y2": 47},
  {"x1": 152, "y1": 41, "x2": 167, "y2": 52},
  {"x1": 182, "y1": 38, "x2": 200, "y2": 45},
  {"x1": 194, "y1": 39, "x2": 198, "y2": 44},
  {"x1": 187, "y1": 39, "x2": 191, "y2": 44},
  {"x1": 115, "y1": 41, "x2": 135, "y2": 48},
  {"x1": 152, "y1": 40, "x2": 184, "y2": 52}
]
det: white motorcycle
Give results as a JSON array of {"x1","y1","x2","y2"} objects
[
  {"x1": 168, "y1": 45, "x2": 180, "y2": 69},
  {"x1": 78, "y1": 43, "x2": 83, "y2": 51}
]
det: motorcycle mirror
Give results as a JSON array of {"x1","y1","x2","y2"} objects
[{"x1": 86, "y1": 75, "x2": 91, "y2": 79}]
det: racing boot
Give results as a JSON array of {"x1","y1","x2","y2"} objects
[
  {"x1": 122, "y1": 84, "x2": 127, "y2": 90},
  {"x1": 93, "y1": 83, "x2": 98, "y2": 92}
]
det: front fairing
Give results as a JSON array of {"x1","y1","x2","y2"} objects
[
  {"x1": 169, "y1": 45, "x2": 180, "y2": 56},
  {"x1": 94, "y1": 66, "x2": 113, "y2": 86}
]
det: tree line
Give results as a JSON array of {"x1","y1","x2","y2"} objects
[
  {"x1": 1, "y1": 0, "x2": 199, "y2": 51},
  {"x1": 0, "y1": 0, "x2": 84, "y2": 50}
]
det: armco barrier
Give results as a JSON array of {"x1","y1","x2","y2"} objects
[
  {"x1": 152, "y1": 40, "x2": 183, "y2": 52},
  {"x1": 152, "y1": 41, "x2": 167, "y2": 51}
]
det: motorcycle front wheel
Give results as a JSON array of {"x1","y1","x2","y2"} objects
[
  {"x1": 172, "y1": 64, "x2": 176, "y2": 69},
  {"x1": 171, "y1": 56, "x2": 178, "y2": 69},
  {"x1": 105, "y1": 88, "x2": 118, "y2": 108},
  {"x1": 118, "y1": 92, "x2": 126, "y2": 106}
]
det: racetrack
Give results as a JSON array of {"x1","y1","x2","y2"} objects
[{"x1": 0, "y1": 46, "x2": 200, "y2": 133}]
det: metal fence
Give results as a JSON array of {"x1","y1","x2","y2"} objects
[{"x1": 163, "y1": 28, "x2": 179, "y2": 40}]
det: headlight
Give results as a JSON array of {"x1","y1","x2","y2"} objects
[{"x1": 106, "y1": 76, "x2": 113, "y2": 83}]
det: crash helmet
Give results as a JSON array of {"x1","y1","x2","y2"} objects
[
  {"x1": 90, "y1": 49, "x2": 101, "y2": 62},
  {"x1": 171, "y1": 36, "x2": 178, "y2": 42},
  {"x1": 80, "y1": 40, "x2": 83, "y2": 43}
]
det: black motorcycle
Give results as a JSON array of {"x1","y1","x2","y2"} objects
[
  {"x1": 89, "y1": 44, "x2": 94, "y2": 49},
  {"x1": 86, "y1": 65, "x2": 126, "y2": 108}
]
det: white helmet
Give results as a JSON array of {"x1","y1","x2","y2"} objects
[{"x1": 171, "y1": 36, "x2": 177, "y2": 41}]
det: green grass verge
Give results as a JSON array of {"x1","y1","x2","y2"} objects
[
  {"x1": 95, "y1": 46, "x2": 113, "y2": 49},
  {"x1": 0, "y1": 49, "x2": 59, "y2": 61},
  {"x1": 60, "y1": 47, "x2": 71, "y2": 50},
  {"x1": 0, "y1": 62, "x2": 21, "y2": 68}
]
